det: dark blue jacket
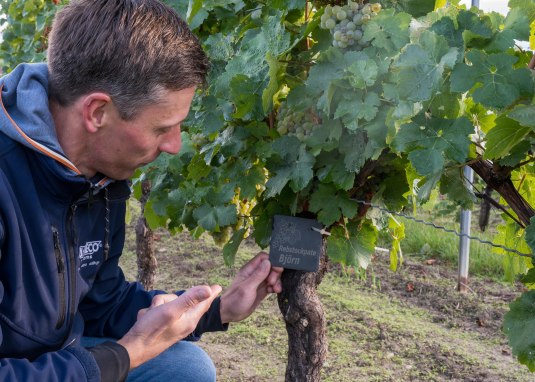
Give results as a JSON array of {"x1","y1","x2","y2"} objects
[{"x1": 0, "y1": 63, "x2": 225, "y2": 381}]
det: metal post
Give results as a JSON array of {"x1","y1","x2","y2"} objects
[
  {"x1": 471, "y1": 0, "x2": 480, "y2": 7},
  {"x1": 458, "y1": 166, "x2": 474, "y2": 293}
]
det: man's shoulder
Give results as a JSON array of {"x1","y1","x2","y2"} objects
[{"x1": 0, "y1": 130, "x2": 21, "y2": 158}]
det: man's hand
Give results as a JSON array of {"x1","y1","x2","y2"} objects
[
  {"x1": 117, "y1": 285, "x2": 221, "y2": 369},
  {"x1": 219, "y1": 252, "x2": 283, "y2": 324}
]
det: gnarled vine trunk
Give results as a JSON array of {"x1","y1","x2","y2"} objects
[
  {"x1": 470, "y1": 158, "x2": 535, "y2": 227},
  {"x1": 277, "y1": 241, "x2": 329, "y2": 382},
  {"x1": 135, "y1": 180, "x2": 157, "y2": 290}
]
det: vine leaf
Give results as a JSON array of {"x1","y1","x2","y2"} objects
[
  {"x1": 334, "y1": 91, "x2": 380, "y2": 125},
  {"x1": 309, "y1": 183, "x2": 358, "y2": 226},
  {"x1": 266, "y1": 143, "x2": 314, "y2": 197},
  {"x1": 450, "y1": 51, "x2": 532, "y2": 109},
  {"x1": 504, "y1": 290, "x2": 535, "y2": 372},
  {"x1": 193, "y1": 204, "x2": 237, "y2": 231},
  {"x1": 326, "y1": 222, "x2": 377, "y2": 269},
  {"x1": 362, "y1": 9, "x2": 411, "y2": 52},
  {"x1": 504, "y1": 7, "x2": 531, "y2": 40},
  {"x1": 526, "y1": 216, "x2": 535, "y2": 255},
  {"x1": 339, "y1": 129, "x2": 372, "y2": 173},
  {"x1": 392, "y1": 30, "x2": 459, "y2": 102},
  {"x1": 483, "y1": 116, "x2": 531, "y2": 159},
  {"x1": 347, "y1": 57, "x2": 378, "y2": 89},
  {"x1": 439, "y1": 167, "x2": 476, "y2": 210},
  {"x1": 262, "y1": 53, "x2": 281, "y2": 113},
  {"x1": 223, "y1": 228, "x2": 247, "y2": 266},
  {"x1": 508, "y1": 105, "x2": 535, "y2": 129},
  {"x1": 230, "y1": 74, "x2": 263, "y2": 120},
  {"x1": 388, "y1": 217, "x2": 405, "y2": 272},
  {"x1": 393, "y1": 115, "x2": 473, "y2": 176}
]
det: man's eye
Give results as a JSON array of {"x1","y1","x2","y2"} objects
[{"x1": 156, "y1": 127, "x2": 172, "y2": 135}]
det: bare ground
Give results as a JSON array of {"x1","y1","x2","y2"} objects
[{"x1": 120, "y1": 228, "x2": 533, "y2": 382}]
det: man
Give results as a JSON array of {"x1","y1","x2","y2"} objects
[{"x1": 0, "y1": 0, "x2": 282, "y2": 381}]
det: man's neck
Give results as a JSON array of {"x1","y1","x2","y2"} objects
[{"x1": 49, "y1": 99, "x2": 95, "y2": 177}]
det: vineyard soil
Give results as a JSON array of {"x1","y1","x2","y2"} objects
[{"x1": 120, "y1": 225, "x2": 531, "y2": 381}]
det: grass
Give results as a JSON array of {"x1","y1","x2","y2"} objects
[
  {"x1": 376, "y1": 203, "x2": 510, "y2": 281},
  {"x1": 397, "y1": 218, "x2": 506, "y2": 280}
]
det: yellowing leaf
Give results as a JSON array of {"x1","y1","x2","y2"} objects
[
  {"x1": 531, "y1": 20, "x2": 535, "y2": 50},
  {"x1": 434, "y1": 0, "x2": 447, "y2": 10}
]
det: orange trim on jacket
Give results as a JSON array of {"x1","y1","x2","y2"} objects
[{"x1": 0, "y1": 84, "x2": 81, "y2": 175}]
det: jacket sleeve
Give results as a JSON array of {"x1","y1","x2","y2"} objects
[
  {"x1": 0, "y1": 346, "x2": 100, "y2": 382},
  {"x1": 0, "y1": 180, "x2": 128, "y2": 382},
  {"x1": 79, "y1": 200, "x2": 227, "y2": 341}
]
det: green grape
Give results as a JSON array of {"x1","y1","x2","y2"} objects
[
  {"x1": 325, "y1": 19, "x2": 336, "y2": 29},
  {"x1": 361, "y1": 4, "x2": 371, "y2": 15},
  {"x1": 361, "y1": 13, "x2": 371, "y2": 23},
  {"x1": 353, "y1": 29, "x2": 363, "y2": 40},
  {"x1": 349, "y1": 1, "x2": 359, "y2": 11},
  {"x1": 336, "y1": 10, "x2": 347, "y2": 20},
  {"x1": 333, "y1": 30, "x2": 342, "y2": 41},
  {"x1": 371, "y1": 3, "x2": 382, "y2": 13},
  {"x1": 346, "y1": 21, "x2": 356, "y2": 31},
  {"x1": 333, "y1": 5, "x2": 341, "y2": 13},
  {"x1": 353, "y1": 13, "x2": 362, "y2": 25},
  {"x1": 325, "y1": 5, "x2": 333, "y2": 16},
  {"x1": 277, "y1": 125, "x2": 288, "y2": 135}
]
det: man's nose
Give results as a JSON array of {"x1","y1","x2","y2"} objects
[{"x1": 159, "y1": 127, "x2": 182, "y2": 155}]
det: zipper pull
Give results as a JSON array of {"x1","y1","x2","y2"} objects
[{"x1": 52, "y1": 228, "x2": 65, "y2": 273}]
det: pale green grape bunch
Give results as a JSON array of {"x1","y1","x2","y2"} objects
[
  {"x1": 190, "y1": 133, "x2": 207, "y2": 147},
  {"x1": 276, "y1": 104, "x2": 318, "y2": 142},
  {"x1": 319, "y1": 1, "x2": 382, "y2": 49},
  {"x1": 211, "y1": 226, "x2": 233, "y2": 246}
]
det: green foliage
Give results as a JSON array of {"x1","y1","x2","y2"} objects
[
  {"x1": 504, "y1": 290, "x2": 535, "y2": 372},
  {"x1": 0, "y1": 0, "x2": 62, "y2": 72}
]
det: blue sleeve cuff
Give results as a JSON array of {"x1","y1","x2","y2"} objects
[{"x1": 185, "y1": 296, "x2": 229, "y2": 341}]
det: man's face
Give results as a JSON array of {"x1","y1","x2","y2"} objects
[{"x1": 92, "y1": 87, "x2": 196, "y2": 180}]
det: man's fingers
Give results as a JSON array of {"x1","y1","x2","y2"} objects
[
  {"x1": 181, "y1": 286, "x2": 214, "y2": 308},
  {"x1": 151, "y1": 293, "x2": 178, "y2": 308},
  {"x1": 238, "y1": 252, "x2": 269, "y2": 279},
  {"x1": 247, "y1": 259, "x2": 271, "y2": 288},
  {"x1": 168, "y1": 285, "x2": 222, "y2": 314},
  {"x1": 267, "y1": 267, "x2": 283, "y2": 287}
]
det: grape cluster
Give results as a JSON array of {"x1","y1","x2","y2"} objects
[
  {"x1": 320, "y1": 1, "x2": 382, "y2": 49},
  {"x1": 211, "y1": 226, "x2": 233, "y2": 246},
  {"x1": 190, "y1": 133, "x2": 207, "y2": 147},
  {"x1": 276, "y1": 105, "x2": 318, "y2": 142}
]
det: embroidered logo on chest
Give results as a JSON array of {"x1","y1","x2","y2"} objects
[{"x1": 79, "y1": 241, "x2": 102, "y2": 269}]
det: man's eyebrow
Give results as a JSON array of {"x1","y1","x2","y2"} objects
[{"x1": 155, "y1": 120, "x2": 183, "y2": 129}]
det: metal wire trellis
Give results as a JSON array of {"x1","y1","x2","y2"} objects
[{"x1": 353, "y1": 200, "x2": 533, "y2": 258}]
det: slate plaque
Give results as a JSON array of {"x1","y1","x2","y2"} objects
[{"x1": 269, "y1": 215, "x2": 323, "y2": 272}]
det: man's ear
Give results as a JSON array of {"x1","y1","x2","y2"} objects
[{"x1": 81, "y1": 93, "x2": 113, "y2": 133}]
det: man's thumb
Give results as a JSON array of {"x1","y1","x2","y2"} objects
[
  {"x1": 178, "y1": 286, "x2": 213, "y2": 310},
  {"x1": 249, "y1": 259, "x2": 271, "y2": 285}
]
